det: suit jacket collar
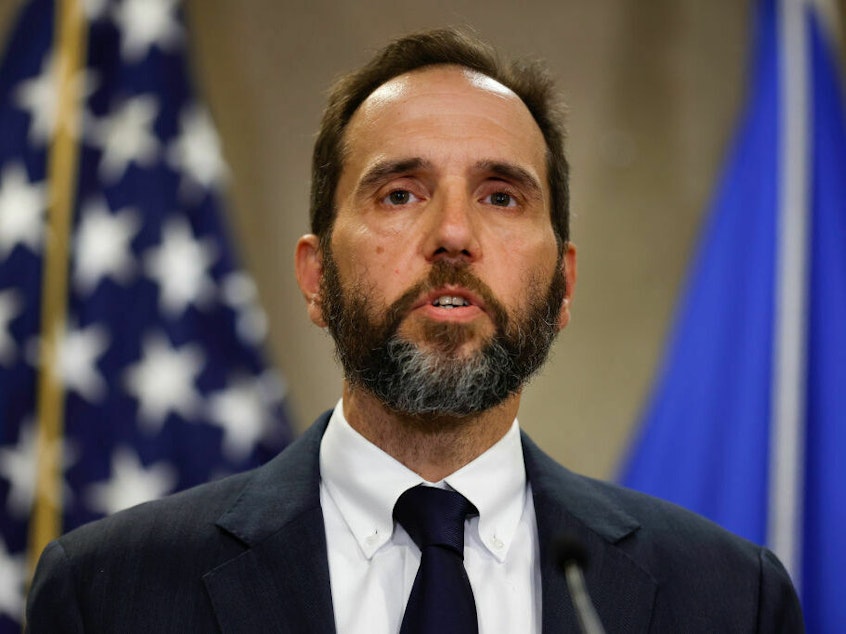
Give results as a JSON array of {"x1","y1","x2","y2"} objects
[
  {"x1": 204, "y1": 412, "x2": 335, "y2": 634},
  {"x1": 521, "y1": 431, "x2": 657, "y2": 633},
  {"x1": 204, "y1": 414, "x2": 656, "y2": 633}
]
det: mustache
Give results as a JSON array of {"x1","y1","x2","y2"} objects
[{"x1": 382, "y1": 260, "x2": 509, "y2": 334}]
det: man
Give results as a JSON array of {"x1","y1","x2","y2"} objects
[{"x1": 28, "y1": 28, "x2": 803, "y2": 633}]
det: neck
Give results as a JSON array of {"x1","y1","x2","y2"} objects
[{"x1": 341, "y1": 382, "x2": 520, "y2": 482}]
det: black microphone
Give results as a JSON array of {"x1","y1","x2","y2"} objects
[{"x1": 553, "y1": 534, "x2": 607, "y2": 634}]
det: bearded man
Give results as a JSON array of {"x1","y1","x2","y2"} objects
[{"x1": 27, "y1": 28, "x2": 803, "y2": 633}]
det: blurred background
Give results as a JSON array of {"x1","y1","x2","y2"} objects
[{"x1": 0, "y1": 0, "x2": 755, "y2": 480}]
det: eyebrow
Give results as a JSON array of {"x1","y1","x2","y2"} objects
[
  {"x1": 355, "y1": 157, "x2": 545, "y2": 200},
  {"x1": 474, "y1": 160, "x2": 544, "y2": 200},
  {"x1": 357, "y1": 158, "x2": 432, "y2": 194}
]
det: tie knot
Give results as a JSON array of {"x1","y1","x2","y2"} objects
[{"x1": 394, "y1": 486, "x2": 476, "y2": 555}]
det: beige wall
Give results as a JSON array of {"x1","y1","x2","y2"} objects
[{"x1": 1, "y1": 1, "x2": 758, "y2": 478}]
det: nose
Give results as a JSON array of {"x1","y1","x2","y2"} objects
[{"x1": 423, "y1": 186, "x2": 480, "y2": 263}]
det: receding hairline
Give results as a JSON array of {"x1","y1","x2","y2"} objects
[
  {"x1": 338, "y1": 63, "x2": 545, "y2": 186},
  {"x1": 363, "y1": 63, "x2": 518, "y2": 101},
  {"x1": 310, "y1": 28, "x2": 571, "y2": 248}
]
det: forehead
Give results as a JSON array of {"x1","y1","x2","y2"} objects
[{"x1": 342, "y1": 66, "x2": 547, "y2": 173}]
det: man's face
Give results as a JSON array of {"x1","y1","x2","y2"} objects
[{"x1": 300, "y1": 65, "x2": 576, "y2": 416}]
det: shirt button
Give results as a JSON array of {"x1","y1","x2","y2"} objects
[
  {"x1": 366, "y1": 532, "x2": 380, "y2": 546},
  {"x1": 491, "y1": 537, "x2": 504, "y2": 550}
]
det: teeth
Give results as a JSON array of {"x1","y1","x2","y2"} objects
[{"x1": 433, "y1": 295, "x2": 470, "y2": 308}]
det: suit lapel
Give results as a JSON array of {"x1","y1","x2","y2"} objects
[
  {"x1": 200, "y1": 414, "x2": 656, "y2": 632},
  {"x1": 203, "y1": 414, "x2": 336, "y2": 634},
  {"x1": 522, "y1": 433, "x2": 657, "y2": 633}
]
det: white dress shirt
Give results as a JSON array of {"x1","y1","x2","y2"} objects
[{"x1": 319, "y1": 400, "x2": 541, "y2": 634}]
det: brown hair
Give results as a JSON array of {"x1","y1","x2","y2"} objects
[{"x1": 310, "y1": 27, "x2": 570, "y2": 250}]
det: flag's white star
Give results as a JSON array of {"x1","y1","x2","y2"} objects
[
  {"x1": 220, "y1": 272, "x2": 269, "y2": 345},
  {"x1": 123, "y1": 334, "x2": 204, "y2": 431},
  {"x1": 0, "y1": 422, "x2": 39, "y2": 518},
  {"x1": 74, "y1": 198, "x2": 141, "y2": 292},
  {"x1": 0, "y1": 289, "x2": 22, "y2": 365},
  {"x1": 207, "y1": 374, "x2": 278, "y2": 461},
  {"x1": 112, "y1": 0, "x2": 182, "y2": 63},
  {"x1": 52, "y1": 322, "x2": 110, "y2": 402},
  {"x1": 13, "y1": 54, "x2": 97, "y2": 145},
  {"x1": 0, "y1": 536, "x2": 25, "y2": 622},
  {"x1": 14, "y1": 56, "x2": 57, "y2": 145},
  {"x1": 91, "y1": 95, "x2": 159, "y2": 183},
  {"x1": 85, "y1": 447, "x2": 177, "y2": 515},
  {"x1": 144, "y1": 218, "x2": 217, "y2": 317},
  {"x1": 0, "y1": 420, "x2": 73, "y2": 519},
  {"x1": 167, "y1": 104, "x2": 228, "y2": 200},
  {"x1": 0, "y1": 162, "x2": 46, "y2": 259}
]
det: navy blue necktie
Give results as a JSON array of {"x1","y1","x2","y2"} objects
[{"x1": 393, "y1": 485, "x2": 479, "y2": 634}]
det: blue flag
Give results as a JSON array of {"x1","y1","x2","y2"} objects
[
  {"x1": 620, "y1": 1, "x2": 845, "y2": 631},
  {"x1": 0, "y1": 1, "x2": 293, "y2": 629}
]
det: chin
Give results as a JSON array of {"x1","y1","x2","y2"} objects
[
  {"x1": 401, "y1": 319, "x2": 489, "y2": 352},
  {"x1": 413, "y1": 322, "x2": 491, "y2": 356}
]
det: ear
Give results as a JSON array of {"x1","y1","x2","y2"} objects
[
  {"x1": 295, "y1": 234, "x2": 327, "y2": 328},
  {"x1": 557, "y1": 242, "x2": 577, "y2": 331}
]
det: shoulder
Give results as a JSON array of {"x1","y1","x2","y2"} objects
[
  {"x1": 38, "y1": 414, "x2": 329, "y2": 571},
  {"x1": 27, "y1": 418, "x2": 330, "y2": 630},
  {"x1": 48, "y1": 468, "x2": 256, "y2": 581},
  {"x1": 521, "y1": 433, "x2": 804, "y2": 631},
  {"x1": 575, "y1": 473, "x2": 766, "y2": 567},
  {"x1": 26, "y1": 470, "x2": 259, "y2": 631},
  {"x1": 53, "y1": 412, "x2": 331, "y2": 561},
  {"x1": 527, "y1": 432, "x2": 774, "y2": 566},
  {"x1": 522, "y1": 429, "x2": 761, "y2": 554}
]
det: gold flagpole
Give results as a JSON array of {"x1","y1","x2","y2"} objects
[{"x1": 27, "y1": 0, "x2": 88, "y2": 581}]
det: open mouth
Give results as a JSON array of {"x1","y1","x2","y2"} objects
[
  {"x1": 411, "y1": 287, "x2": 486, "y2": 325},
  {"x1": 431, "y1": 295, "x2": 472, "y2": 309}
]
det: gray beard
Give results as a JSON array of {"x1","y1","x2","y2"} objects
[
  {"x1": 371, "y1": 336, "x2": 523, "y2": 416},
  {"x1": 320, "y1": 250, "x2": 565, "y2": 418}
]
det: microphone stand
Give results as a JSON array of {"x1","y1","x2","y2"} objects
[{"x1": 554, "y1": 535, "x2": 607, "y2": 634}]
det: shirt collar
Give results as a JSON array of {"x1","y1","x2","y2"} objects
[
  {"x1": 319, "y1": 400, "x2": 528, "y2": 562},
  {"x1": 320, "y1": 401, "x2": 421, "y2": 558},
  {"x1": 443, "y1": 419, "x2": 527, "y2": 562}
]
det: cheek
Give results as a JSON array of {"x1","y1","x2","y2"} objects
[
  {"x1": 369, "y1": 243, "x2": 402, "y2": 274},
  {"x1": 492, "y1": 238, "x2": 558, "y2": 297},
  {"x1": 335, "y1": 233, "x2": 418, "y2": 297}
]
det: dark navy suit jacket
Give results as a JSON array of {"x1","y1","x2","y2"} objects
[{"x1": 27, "y1": 412, "x2": 804, "y2": 632}]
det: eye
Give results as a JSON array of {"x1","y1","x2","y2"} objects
[
  {"x1": 484, "y1": 191, "x2": 517, "y2": 207},
  {"x1": 384, "y1": 189, "x2": 417, "y2": 205}
]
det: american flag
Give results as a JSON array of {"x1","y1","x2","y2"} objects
[{"x1": 0, "y1": 0, "x2": 293, "y2": 628}]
